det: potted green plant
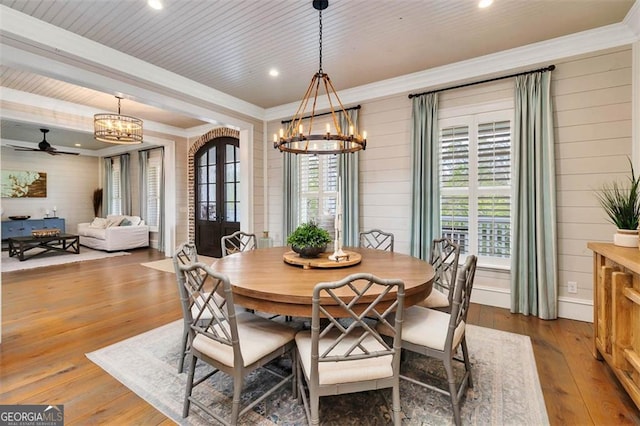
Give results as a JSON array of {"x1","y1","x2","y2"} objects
[
  {"x1": 287, "y1": 221, "x2": 332, "y2": 258},
  {"x1": 595, "y1": 159, "x2": 640, "y2": 247}
]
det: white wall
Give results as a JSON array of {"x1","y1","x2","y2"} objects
[{"x1": 0, "y1": 147, "x2": 100, "y2": 233}]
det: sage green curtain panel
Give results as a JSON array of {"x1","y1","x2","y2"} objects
[
  {"x1": 339, "y1": 109, "x2": 360, "y2": 247},
  {"x1": 120, "y1": 153, "x2": 132, "y2": 215},
  {"x1": 283, "y1": 152, "x2": 299, "y2": 241},
  {"x1": 511, "y1": 71, "x2": 558, "y2": 320},
  {"x1": 102, "y1": 157, "x2": 113, "y2": 216},
  {"x1": 410, "y1": 93, "x2": 440, "y2": 260}
]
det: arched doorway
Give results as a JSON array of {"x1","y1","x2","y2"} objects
[{"x1": 194, "y1": 136, "x2": 240, "y2": 257}]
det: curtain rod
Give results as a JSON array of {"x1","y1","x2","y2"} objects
[
  {"x1": 408, "y1": 64, "x2": 555, "y2": 99},
  {"x1": 138, "y1": 146, "x2": 164, "y2": 153},
  {"x1": 281, "y1": 104, "x2": 361, "y2": 124}
]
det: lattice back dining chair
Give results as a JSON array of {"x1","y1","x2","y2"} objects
[
  {"x1": 417, "y1": 237, "x2": 460, "y2": 312},
  {"x1": 173, "y1": 242, "x2": 201, "y2": 374},
  {"x1": 295, "y1": 273, "x2": 405, "y2": 425},
  {"x1": 176, "y1": 261, "x2": 297, "y2": 425},
  {"x1": 221, "y1": 231, "x2": 257, "y2": 257},
  {"x1": 359, "y1": 229, "x2": 395, "y2": 252},
  {"x1": 380, "y1": 255, "x2": 477, "y2": 426}
]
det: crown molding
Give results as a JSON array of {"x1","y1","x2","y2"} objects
[
  {"x1": 624, "y1": 0, "x2": 640, "y2": 37},
  {"x1": 265, "y1": 22, "x2": 639, "y2": 121}
]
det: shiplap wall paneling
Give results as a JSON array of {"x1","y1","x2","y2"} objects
[{"x1": 553, "y1": 46, "x2": 632, "y2": 301}]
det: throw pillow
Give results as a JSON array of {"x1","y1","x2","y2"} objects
[
  {"x1": 106, "y1": 216, "x2": 124, "y2": 227},
  {"x1": 89, "y1": 217, "x2": 108, "y2": 229},
  {"x1": 120, "y1": 218, "x2": 132, "y2": 226}
]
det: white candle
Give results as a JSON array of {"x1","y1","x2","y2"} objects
[
  {"x1": 273, "y1": 133, "x2": 278, "y2": 142},
  {"x1": 326, "y1": 123, "x2": 331, "y2": 133},
  {"x1": 363, "y1": 131, "x2": 367, "y2": 139}
]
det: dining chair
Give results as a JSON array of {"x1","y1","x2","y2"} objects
[
  {"x1": 295, "y1": 273, "x2": 405, "y2": 425},
  {"x1": 416, "y1": 237, "x2": 460, "y2": 312},
  {"x1": 173, "y1": 242, "x2": 202, "y2": 374},
  {"x1": 359, "y1": 229, "x2": 395, "y2": 252},
  {"x1": 221, "y1": 231, "x2": 257, "y2": 257},
  {"x1": 176, "y1": 260, "x2": 297, "y2": 425},
  {"x1": 380, "y1": 255, "x2": 477, "y2": 426}
]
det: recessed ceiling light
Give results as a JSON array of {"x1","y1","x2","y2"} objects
[
  {"x1": 269, "y1": 69, "x2": 279, "y2": 77},
  {"x1": 74, "y1": 143, "x2": 81, "y2": 147},
  {"x1": 478, "y1": 0, "x2": 493, "y2": 8},
  {"x1": 148, "y1": 0, "x2": 163, "y2": 10}
]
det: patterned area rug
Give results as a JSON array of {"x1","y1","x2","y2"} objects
[
  {"x1": 1, "y1": 247, "x2": 129, "y2": 272},
  {"x1": 87, "y1": 320, "x2": 549, "y2": 425}
]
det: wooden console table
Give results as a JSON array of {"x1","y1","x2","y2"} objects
[{"x1": 587, "y1": 242, "x2": 640, "y2": 409}]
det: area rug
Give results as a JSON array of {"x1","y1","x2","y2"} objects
[
  {"x1": 1, "y1": 248, "x2": 130, "y2": 272},
  {"x1": 140, "y1": 256, "x2": 217, "y2": 273},
  {"x1": 87, "y1": 320, "x2": 549, "y2": 425}
]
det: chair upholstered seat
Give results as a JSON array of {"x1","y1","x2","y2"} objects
[
  {"x1": 192, "y1": 311, "x2": 296, "y2": 368},
  {"x1": 416, "y1": 288, "x2": 449, "y2": 309},
  {"x1": 296, "y1": 328, "x2": 393, "y2": 385},
  {"x1": 386, "y1": 306, "x2": 465, "y2": 352}
]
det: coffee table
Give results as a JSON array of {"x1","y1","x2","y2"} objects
[{"x1": 8, "y1": 233, "x2": 80, "y2": 261}]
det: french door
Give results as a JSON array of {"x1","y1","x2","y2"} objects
[{"x1": 195, "y1": 137, "x2": 240, "y2": 257}]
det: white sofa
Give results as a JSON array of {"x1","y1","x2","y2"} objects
[{"x1": 77, "y1": 215, "x2": 149, "y2": 251}]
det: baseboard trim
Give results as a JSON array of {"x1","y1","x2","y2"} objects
[{"x1": 470, "y1": 286, "x2": 594, "y2": 323}]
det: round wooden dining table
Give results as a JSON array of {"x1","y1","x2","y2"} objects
[{"x1": 211, "y1": 246, "x2": 434, "y2": 317}]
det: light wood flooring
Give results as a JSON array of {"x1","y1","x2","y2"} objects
[{"x1": 1, "y1": 248, "x2": 638, "y2": 424}]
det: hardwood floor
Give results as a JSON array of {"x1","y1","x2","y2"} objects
[{"x1": 1, "y1": 248, "x2": 638, "y2": 424}]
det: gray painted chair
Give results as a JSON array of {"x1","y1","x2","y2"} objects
[
  {"x1": 176, "y1": 260, "x2": 296, "y2": 425},
  {"x1": 172, "y1": 242, "x2": 201, "y2": 374},
  {"x1": 295, "y1": 273, "x2": 405, "y2": 425},
  {"x1": 221, "y1": 231, "x2": 257, "y2": 257},
  {"x1": 417, "y1": 237, "x2": 460, "y2": 312},
  {"x1": 380, "y1": 255, "x2": 477, "y2": 426},
  {"x1": 359, "y1": 229, "x2": 395, "y2": 252}
]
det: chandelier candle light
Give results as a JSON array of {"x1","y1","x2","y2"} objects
[
  {"x1": 94, "y1": 96, "x2": 143, "y2": 144},
  {"x1": 273, "y1": 0, "x2": 366, "y2": 155}
]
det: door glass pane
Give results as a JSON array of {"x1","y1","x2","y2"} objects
[
  {"x1": 198, "y1": 203, "x2": 207, "y2": 220},
  {"x1": 198, "y1": 155, "x2": 207, "y2": 167},
  {"x1": 226, "y1": 144, "x2": 236, "y2": 162},
  {"x1": 207, "y1": 203, "x2": 217, "y2": 221},
  {"x1": 225, "y1": 183, "x2": 236, "y2": 202},
  {"x1": 225, "y1": 163, "x2": 236, "y2": 182},
  {"x1": 198, "y1": 185, "x2": 207, "y2": 201},
  {"x1": 208, "y1": 147, "x2": 216, "y2": 165},
  {"x1": 197, "y1": 166, "x2": 207, "y2": 182},
  {"x1": 208, "y1": 165, "x2": 216, "y2": 183},
  {"x1": 225, "y1": 202, "x2": 236, "y2": 222},
  {"x1": 208, "y1": 184, "x2": 216, "y2": 202}
]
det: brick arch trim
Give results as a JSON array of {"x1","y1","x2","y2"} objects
[{"x1": 188, "y1": 127, "x2": 240, "y2": 242}]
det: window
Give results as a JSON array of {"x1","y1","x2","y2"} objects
[
  {"x1": 145, "y1": 150, "x2": 163, "y2": 231},
  {"x1": 439, "y1": 111, "x2": 512, "y2": 267},
  {"x1": 298, "y1": 154, "x2": 338, "y2": 236},
  {"x1": 110, "y1": 158, "x2": 122, "y2": 215}
]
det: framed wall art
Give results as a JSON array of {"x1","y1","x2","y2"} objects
[{"x1": 1, "y1": 170, "x2": 47, "y2": 198}]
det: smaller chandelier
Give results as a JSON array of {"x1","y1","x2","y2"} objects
[
  {"x1": 94, "y1": 96, "x2": 143, "y2": 144},
  {"x1": 273, "y1": 0, "x2": 366, "y2": 155}
]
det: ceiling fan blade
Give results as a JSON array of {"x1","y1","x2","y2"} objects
[
  {"x1": 53, "y1": 150, "x2": 80, "y2": 156},
  {"x1": 8, "y1": 145, "x2": 39, "y2": 152}
]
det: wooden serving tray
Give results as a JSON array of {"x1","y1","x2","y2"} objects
[{"x1": 283, "y1": 250, "x2": 362, "y2": 269}]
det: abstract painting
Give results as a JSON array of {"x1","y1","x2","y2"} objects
[{"x1": 1, "y1": 170, "x2": 47, "y2": 198}]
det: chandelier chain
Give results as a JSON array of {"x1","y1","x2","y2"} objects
[{"x1": 318, "y1": 9, "x2": 323, "y2": 74}]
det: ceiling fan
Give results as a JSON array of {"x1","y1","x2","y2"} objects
[{"x1": 10, "y1": 128, "x2": 80, "y2": 156}]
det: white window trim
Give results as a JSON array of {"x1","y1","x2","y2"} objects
[{"x1": 146, "y1": 152, "x2": 162, "y2": 232}]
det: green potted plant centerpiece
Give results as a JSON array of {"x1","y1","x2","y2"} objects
[
  {"x1": 595, "y1": 159, "x2": 640, "y2": 247},
  {"x1": 287, "y1": 221, "x2": 332, "y2": 258}
]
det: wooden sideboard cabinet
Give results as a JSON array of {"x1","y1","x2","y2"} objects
[
  {"x1": 587, "y1": 242, "x2": 640, "y2": 409},
  {"x1": 1, "y1": 218, "x2": 65, "y2": 239}
]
